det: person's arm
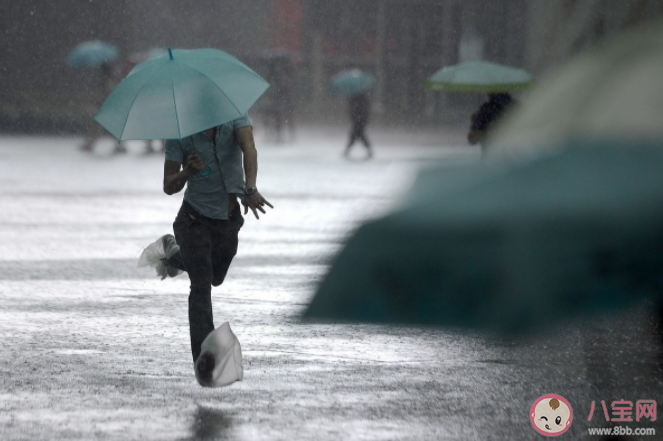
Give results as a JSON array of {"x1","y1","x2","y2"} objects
[
  {"x1": 163, "y1": 153, "x2": 204, "y2": 195},
  {"x1": 236, "y1": 126, "x2": 273, "y2": 219}
]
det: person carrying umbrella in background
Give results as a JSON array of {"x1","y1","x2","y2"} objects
[
  {"x1": 68, "y1": 41, "x2": 127, "y2": 154},
  {"x1": 345, "y1": 92, "x2": 373, "y2": 159},
  {"x1": 329, "y1": 69, "x2": 375, "y2": 160},
  {"x1": 263, "y1": 51, "x2": 297, "y2": 144},
  {"x1": 467, "y1": 92, "x2": 516, "y2": 149},
  {"x1": 424, "y1": 61, "x2": 531, "y2": 153},
  {"x1": 95, "y1": 48, "x2": 272, "y2": 384}
]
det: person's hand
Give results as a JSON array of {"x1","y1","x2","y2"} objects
[
  {"x1": 242, "y1": 192, "x2": 273, "y2": 219},
  {"x1": 184, "y1": 152, "x2": 204, "y2": 176}
]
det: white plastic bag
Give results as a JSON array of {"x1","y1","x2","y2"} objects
[
  {"x1": 137, "y1": 235, "x2": 183, "y2": 279},
  {"x1": 137, "y1": 236, "x2": 167, "y2": 268},
  {"x1": 195, "y1": 322, "x2": 243, "y2": 388}
]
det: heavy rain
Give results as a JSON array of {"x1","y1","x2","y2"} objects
[{"x1": 2, "y1": 1, "x2": 663, "y2": 440}]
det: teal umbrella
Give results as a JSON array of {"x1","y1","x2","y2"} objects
[
  {"x1": 304, "y1": 140, "x2": 663, "y2": 334},
  {"x1": 329, "y1": 69, "x2": 375, "y2": 96},
  {"x1": 68, "y1": 40, "x2": 118, "y2": 68},
  {"x1": 424, "y1": 61, "x2": 533, "y2": 93},
  {"x1": 94, "y1": 48, "x2": 270, "y2": 141}
]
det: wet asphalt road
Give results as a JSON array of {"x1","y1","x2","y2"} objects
[{"x1": 0, "y1": 127, "x2": 662, "y2": 440}]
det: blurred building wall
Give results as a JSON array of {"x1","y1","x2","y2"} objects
[
  {"x1": 3, "y1": 0, "x2": 662, "y2": 134},
  {"x1": 525, "y1": 0, "x2": 663, "y2": 73},
  {"x1": 0, "y1": 0, "x2": 530, "y2": 131},
  {"x1": 0, "y1": 1, "x2": 132, "y2": 132},
  {"x1": 299, "y1": 0, "x2": 528, "y2": 123},
  {"x1": 0, "y1": 0, "x2": 272, "y2": 134}
]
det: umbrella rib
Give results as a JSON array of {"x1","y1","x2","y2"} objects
[
  {"x1": 179, "y1": 57, "x2": 269, "y2": 96},
  {"x1": 169, "y1": 68, "x2": 182, "y2": 139},
  {"x1": 118, "y1": 67, "x2": 164, "y2": 141},
  {"x1": 177, "y1": 62, "x2": 245, "y2": 117},
  {"x1": 181, "y1": 52, "x2": 264, "y2": 79}
]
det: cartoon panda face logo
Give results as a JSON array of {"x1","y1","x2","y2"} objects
[{"x1": 530, "y1": 394, "x2": 573, "y2": 437}]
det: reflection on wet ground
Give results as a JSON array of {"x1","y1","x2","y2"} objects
[
  {"x1": 0, "y1": 134, "x2": 661, "y2": 440},
  {"x1": 185, "y1": 406, "x2": 231, "y2": 441}
]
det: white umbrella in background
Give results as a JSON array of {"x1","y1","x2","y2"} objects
[{"x1": 424, "y1": 61, "x2": 533, "y2": 93}]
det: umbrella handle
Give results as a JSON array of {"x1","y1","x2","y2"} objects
[
  {"x1": 185, "y1": 138, "x2": 207, "y2": 176},
  {"x1": 199, "y1": 165, "x2": 212, "y2": 177}
]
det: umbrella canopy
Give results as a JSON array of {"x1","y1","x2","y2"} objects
[
  {"x1": 67, "y1": 40, "x2": 118, "y2": 68},
  {"x1": 328, "y1": 69, "x2": 375, "y2": 96},
  {"x1": 304, "y1": 140, "x2": 663, "y2": 334},
  {"x1": 489, "y1": 23, "x2": 663, "y2": 156},
  {"x1": 424, "y1": 61, "x2": 533, "y2": 93},
  {"x1": 94, "y1": 48, "x2": 270, "y2": 141}
]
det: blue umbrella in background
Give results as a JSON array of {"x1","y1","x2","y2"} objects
[
  {"x1": 304, "y1": 140, "x2": 663, "y2": 335},
  {"x1": 68, "y1": 40, "x2": 118, "y2": 68},
  {"x1": 329, "y1": 69, "x2": 375, "y2": 96}
]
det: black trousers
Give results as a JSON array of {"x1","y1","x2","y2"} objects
[
  {"x1": 167, "y1": 201, "x2": 244, "y2": 362},
  {"x1": 347, "y1": 121, "x2": 370, "y2": 149}
]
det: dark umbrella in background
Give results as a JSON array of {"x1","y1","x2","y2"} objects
[{"x1": 304, "y1": 141, "x2": 663, "y2": 334}]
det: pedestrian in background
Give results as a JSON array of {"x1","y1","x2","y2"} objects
[
  {"x1": 344, "y1": 92, "x2": 372, "y2": 159},
  {"x1": 80, "y1": 62, "x2": 127, "y2": 154},
  {"x1": 266, "y1": 57, "x2": 296, "y2": 143},
  {"x1": 467, "y1": 92, "x2": 516, "y2": 152}
]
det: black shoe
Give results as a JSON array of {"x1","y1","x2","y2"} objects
[
  {"x1": 163, "y1": 258, "x2": 180, "y2": 278},
  {"x1": 196, "y1": 351, "x2": 215, "y2": 382},
  {"x1": 161, "y1": 234, "x2": 182, "y2": 278},
  {"x1": 161, "y1": 234, "x2": 179, "y2": 257}
]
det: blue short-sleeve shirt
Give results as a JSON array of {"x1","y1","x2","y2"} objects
[{"x1": 165, "y1": 116, "x2": 251, "y2": 220}]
